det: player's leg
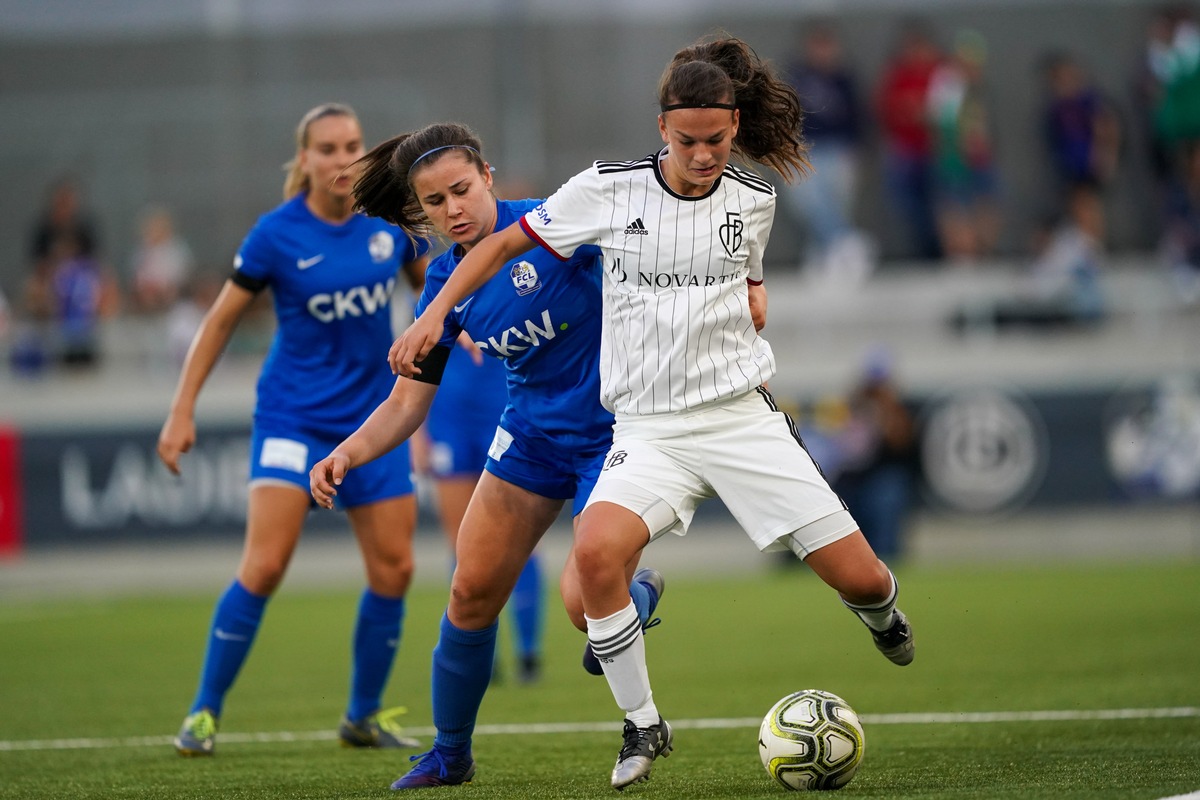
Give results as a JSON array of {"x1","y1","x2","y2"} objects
[
  {"x1": 712, "y1": 388, "x2": 913, "y2": 666},
  {"x1": 341, "y1": 491, "x2": 420, "y2": 749},
  {"x1": 175, "y1": 483, "x2": 308, "y2": 756},
  {"x1": 575, "y1": 501, "x2": 674, "y2": 789},
  {"x1": 804, "y1": 532, "x2": 913, "y2": 666},
  {"x1": 392, "y1": 473, "x2": 562, "y2": 789},
  {"x1": 507, "y1": 550, "x2": 544, "y2": 683},
  {"x1": 562, "y1": 539, "x2": 663, "y2": 676}
]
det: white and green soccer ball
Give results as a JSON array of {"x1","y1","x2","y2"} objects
[{"x1": 758, "y1": 689, "x2": 865, "y2": 791}]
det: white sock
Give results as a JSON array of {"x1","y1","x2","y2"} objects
[
  {"x1": 586, "y1": 602, "x2": 659, "y2": 727},
  {"x1": 843, "y1": 570, "x2": 899, "y2": 632}
]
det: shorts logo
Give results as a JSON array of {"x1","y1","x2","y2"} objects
[
  {"x1": 511, "y1": 260, "x2": 541, "y2": 296},
  {"x1": 603, "y1": 450, "x2": 628, "y2": 470},
  {"x1": 718, "y1": 211, "x2": 743, "y2": 257},
  {"x1": 624, "y1": 218, "x2": 649, "y2": 235},
  {"x1": 368, "y1": 231, "x2": 395, "y2": 263}
]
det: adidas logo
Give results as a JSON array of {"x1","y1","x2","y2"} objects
[{"x1": 624, "y1": 218, "x2": 648, "y2": 235}]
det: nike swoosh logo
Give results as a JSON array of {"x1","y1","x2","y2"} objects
[
  {"x1": 453, "y1": 297, "x2": 474, "y2": 313},
  {"x1": 214, "y1": 628, "x2": 249, "y2": 642},
  {"x1": 297, "y1": 254, "x2": 325, "y2": 270}
]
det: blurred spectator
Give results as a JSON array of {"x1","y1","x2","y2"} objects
[
  {"x1": 13, "y1": 177, "x2": 113, "y2": 374},
  {"x1": 29, "y1": 177, "x2": 99, "y2": 270},
  {"x1": 1041, "y1": 51, "x2": 1122, "y2": 246},
  {"x1": 832, "y1": 350, "x2": 919, "y2": 561},
  {"x1": 165, "y1": 270, "x2": 225, "y2": 368},
  {"x1": 1144, "y1": 5, "x2": 1200, "y2": 166},
  {"x1": 46, "y1": 231, "x2": 120, "y2": 367},
  {"x1": 1161, "y1": 139, "x2": 1200, "y2": 303},
  {"x1": 130, "y1": 205, "x2": 195, "y2": 314},
  {"x1": 782, "y1": 21, "x2": 875, "y2": 284},
  {"x1": 949, "y1": 185, "x2": 1107, "y2": 334},
  {"x1": 875, "y1": 19, "x2": 943, "y2": 261},
  {"x1": 927, "y1": 29, "x2": 1001, "y2": 263}
]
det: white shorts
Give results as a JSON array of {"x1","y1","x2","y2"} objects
[{"x1": 584, "y1": 387, "x2": 858, "y2": 557}]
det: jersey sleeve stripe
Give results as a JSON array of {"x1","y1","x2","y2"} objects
[{"x1": 518, "y1": 216, "x2": 569, "y2": 261}]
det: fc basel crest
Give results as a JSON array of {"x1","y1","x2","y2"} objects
[{"x1": 719, "y1": 211, "x2": 743, "y2": 258}]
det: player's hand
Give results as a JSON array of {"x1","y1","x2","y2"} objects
[
  {"x1": 157, "y1": 413, "x2": 196, "y2": 476},
  {"x1": 389, "y1": 310, "x2": 443, "y2": 377},
  {"x1": 310, "y1": 452, "x2": 351, "y2": 509},
  {"x1": 748, "y1": 282, "x2": 768, "y2": 332}
]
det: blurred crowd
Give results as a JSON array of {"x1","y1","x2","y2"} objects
[{"x1": 782, "y1": 8, "x2": 1200, "y2": 312}]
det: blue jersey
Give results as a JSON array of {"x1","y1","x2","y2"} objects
[
  {"x1": 416, "y1": 199, "x2": 613, "y2": 452},
  {"x1": 426, "y1": 344, "x2": 508, "y2": 444},
  {"x1": 234, "y1": 194, "x2": 428, "y2": 436}
]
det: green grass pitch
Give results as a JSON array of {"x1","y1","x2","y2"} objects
[{"x1": 2, "y1": 559, "x2": 1198, "y2": 799}]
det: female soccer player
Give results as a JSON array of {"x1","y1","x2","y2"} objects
[
  {"x1": 420, "y1": 345, "x2": 545, "y2": 684},
  {"x1": 158, "y1": 103, "x2": 429, "y2": 756},
  {"x1": 392, "y1": 36, "x2": 916, "y2": 790},
  {"x1": 307, "y1": 122, "x2": 664, "y2": 789}
]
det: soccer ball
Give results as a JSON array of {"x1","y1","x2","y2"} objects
[{"x1": 758, "y1": 689, "x2": 865, "y2": 791}]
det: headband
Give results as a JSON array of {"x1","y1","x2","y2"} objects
[
  {"x1": 412, "y1": 144, "x2": 483, "y2": 168},
  {"x1": 660, "y1": 101, "x2": 737, "y2": 112}
]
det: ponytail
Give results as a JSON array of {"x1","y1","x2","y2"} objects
[{"x1": 659, "y1": 35, "x2": 810, "y2": 181}]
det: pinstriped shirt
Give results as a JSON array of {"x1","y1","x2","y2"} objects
[{"x1": 519, "y1": 149, "x2": 778, "y2": 416}]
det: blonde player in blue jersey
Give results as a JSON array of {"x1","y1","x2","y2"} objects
[
  {"x1": 394, "y1": 36, "x2": 917, "y2": 790},
  {"x1": 419, "y1": 345, "x2": 545, "y2": 684},
  {"x1": 308, "y1": 122, "x2": 664, "y2": 790},
  {"x1": 158, "y1": 104, "x2": 430, "y2": 757}
]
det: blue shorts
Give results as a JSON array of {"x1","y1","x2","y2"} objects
[
  {"x1": 249, "y1": 424, "x2": 413, "y2": 509},
  {"x1": 484, "y1": 423, "x2": 608, "y2": 517},
  {"x1": 426, "y1": 415, "x2": 495, "y2": 479}
]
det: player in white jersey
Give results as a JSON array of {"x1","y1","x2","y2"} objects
[{"x1": 393, "y1": 36, "x2": 916, "y2": 790}]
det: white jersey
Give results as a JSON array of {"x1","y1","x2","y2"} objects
[{"x1": 519, "y1": 148, "x2": 778, "y2": 416}]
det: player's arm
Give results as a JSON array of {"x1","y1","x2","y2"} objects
[
  {"x1": 157, "y1": 279, "x2": 257, "y2": 475},
  {"x1": 400, "y1": 253, "x2": 430, "y2": 295},
  {"x1": 748, "y1": 281, "x2": 767, "y2": 332},
  {"x1": 310, "y1": 347, "x2": 447, "y2": 508},
  {"x1": 390, "y1": 223, "x2": 535, "y2": 377}
]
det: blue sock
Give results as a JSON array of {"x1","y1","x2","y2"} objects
[
  {"x1": 192, "y1": 580, "x2": 268, "y2": 716},
  {"x1": 431, "y1": 613, "x2": 497, "y2": 751},
  {"x1": 630, "y1": 578, "x2": 653, "y2": 625},
  {"x1": 347, "y1": 589, "x2": 405, "y2": 722},
  {"x1": 507, "y1": 554, "x2": 543, "y2": 659}
]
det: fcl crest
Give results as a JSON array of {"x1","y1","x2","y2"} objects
[{"x1": 511, "y1": 260, "x2": 541, "y2": 296}]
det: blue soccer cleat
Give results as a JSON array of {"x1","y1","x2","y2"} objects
[
  {"x1": 583, "y1": 567, "x2": 665, "y2": 676},
  {"x1": 390, "y1": 746, "x2": 477, "y2": 790}
]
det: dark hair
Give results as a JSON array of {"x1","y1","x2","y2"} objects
[
  {"x1": 658, "y1": 35, "x2": 810, "y2": 181},
  {"x1": 352, "y1": 122, "x2": 488, "y2": 237}
]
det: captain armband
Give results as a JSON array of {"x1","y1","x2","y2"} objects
[
  {"x1": 407, "y1": 344, "x2": 452, "y2": 385},
  {"x1": 230, "y1": 270, "x2": 268, "y2": 293},
  {"x1": 746, "y1": 277, "x2": 764, "y2": 286}
]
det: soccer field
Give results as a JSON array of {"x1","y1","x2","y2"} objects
[{"x1": 2, "y1": 560, "x2": 1198, "y2": 799}]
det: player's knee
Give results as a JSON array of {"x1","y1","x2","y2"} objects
[
  {"x1": 238, "y1": 559, "x2": 288, "y2": 596},
  {"x1": 448, "y1": 574, "x2": 506, "y2": 628},
  {"x1": 559, "y1": 578, "x2": 587, "y2": 631},
  {"x1": 367, "y1": 551, "x2": 414, "y2": 596}
]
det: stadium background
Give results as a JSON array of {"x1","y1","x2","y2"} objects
[{"x1": 0, "y1": 0, "x2": 1196, "y2": 566}]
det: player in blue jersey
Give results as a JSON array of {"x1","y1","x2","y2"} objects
[
  {"x1": 158, "y1": 103, "x2": 430, "y2": 757},
  {"x1": 308, "y1": 122, "x2": 664, "y2": 790},
  {"x1": 419, "y1": 344, "x2": 545, "y2": 684}
]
